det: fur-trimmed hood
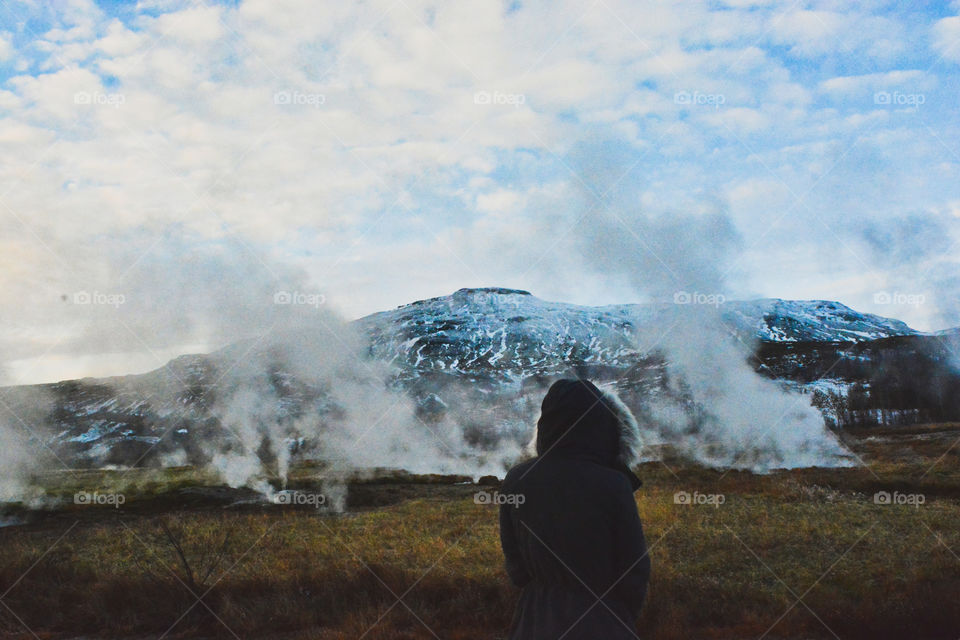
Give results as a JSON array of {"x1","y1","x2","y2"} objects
[{"x1": 532, "y1": 378, "x2": 643, "y2": 490}]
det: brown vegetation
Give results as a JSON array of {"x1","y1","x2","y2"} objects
[{"x1": 1, "y1": 425, "x2": 958, "y2": 639}]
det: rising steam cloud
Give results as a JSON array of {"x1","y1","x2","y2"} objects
[
  {"x1": 0, "y1": 385, "x2": 56, "y2": 506},
  {"x1": 563, "y1": 139, "x2": 852, "y2": 470},
  {"x1": 0, "y1": 233, "x2": 525, "y2": 506},
  {"x1": 632, "y1": 307, "x2": 852, "y2": 469},
  {"x1": 0, "y1": 154, "x2": 861, "y2": 507},
  {"x1": 199, "y1": 317, "x2": 524, "y2": 496}
]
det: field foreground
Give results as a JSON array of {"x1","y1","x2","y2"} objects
[{"x1": 2, "y1": 425, "x2": 960, "y2": 639}]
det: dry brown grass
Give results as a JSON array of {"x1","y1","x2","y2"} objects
[{"x1": 1, "y1": 424, "x2": 958, "y2": 639}]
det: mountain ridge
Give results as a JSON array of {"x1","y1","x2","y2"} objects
[
  {"x1": 355, "y1": 288, "x2": 919, "y2": 380},
  {"x1": 3, "y1": 287, "x2": 955, "y2": 469}
]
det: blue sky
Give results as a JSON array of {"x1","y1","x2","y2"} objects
[{"x1": 1, "y1": 0, "x2": 959, "y2": 383}]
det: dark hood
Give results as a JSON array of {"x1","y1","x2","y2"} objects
[{"x1": 535, "y1": 378, "x2": 642, "y2": 491}]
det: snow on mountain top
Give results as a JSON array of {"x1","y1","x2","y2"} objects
[
  {"x1": 366, "y1": 289, "x2": 917, "y2": 345},
  {"x1": 348, "y1": 288, "x2": 921, "y2": 381},
  {"x1": 91, "y1": 288, "x2": 922, "y2": 391},
  {"x1": 722, "y1": 298, "x2": 916, "y2": 342}
]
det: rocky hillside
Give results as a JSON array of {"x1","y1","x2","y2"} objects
[
  {"x1": 357, "y1": 287, "x2": 916, "y2": 379},
  {"x1": 2, "y1": 287, "x2": 952, "y2": 468}
]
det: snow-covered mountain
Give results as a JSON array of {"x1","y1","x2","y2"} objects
[
  {"x1": 719, "y1": 298, "x2": 916, "y2": 342},
  {"x1": 356, "y1": 287, "x2": 917, "y2": 379},
  {"x1": 1, "y1": 287, "x2": 940, "y2": 468}
]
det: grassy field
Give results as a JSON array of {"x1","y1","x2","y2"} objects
[{"x1": 1, "y1": 425, "x2": 959, "y2": 639}]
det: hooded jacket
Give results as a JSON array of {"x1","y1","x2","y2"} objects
[{"x1": 499, "y1": 379, "x2": 651, "y2": 639}]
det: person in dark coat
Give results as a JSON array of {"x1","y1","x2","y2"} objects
[{"x1": 499, "y1": 378, "x2": 651, "y2": 639}]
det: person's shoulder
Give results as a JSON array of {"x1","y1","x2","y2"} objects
[
  {"x1": 504, "y1": 458, "x2": 537, "y2": 480},
  {"x1": 502, "y1": 458, "x2": 537, "y2": 488},
  {"x1": 586, "y1": 462, "x2": 636, "y2": 496}
]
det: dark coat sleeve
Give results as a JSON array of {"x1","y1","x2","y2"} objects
[
  {"x1": 610, "y1": 477, "x2": 651, "y2": 616},
  {"x1": 499, "y1": 502, "x2": 531, "y2": 587}
]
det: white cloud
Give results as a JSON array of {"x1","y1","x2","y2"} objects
[
  {"x1": 818, "y1": 70, "x2": 927, "y2": 94},
  {"x1": 0, "y1": 32, "x2": 13, "y2": 62},
  {"x1": 153, "y1": 5, "x2": 224, "y2": 43},
  {"x1": 96, "y1": 19, "x2": 148, "y2": 57},
  {"x1": 932, "y1": 15, "x2": 960, "y2": 63},
  {"x1": 0, "y1": 0, "x2": 959, "y2": 383},
  {"x1": 769, "y1": 10, "x2": 904, "y2": 61},
  {"x1": 704, "y1": 106, "x2": 770, "y2": 134}
]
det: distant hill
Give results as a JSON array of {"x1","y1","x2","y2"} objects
[{"x1": 2, "y1": 287, "x2": 955, "y2": 468}]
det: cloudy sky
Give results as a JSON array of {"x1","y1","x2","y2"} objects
[{"x1": 1, "y1": 0, "x2": 959, "y2": 384}]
